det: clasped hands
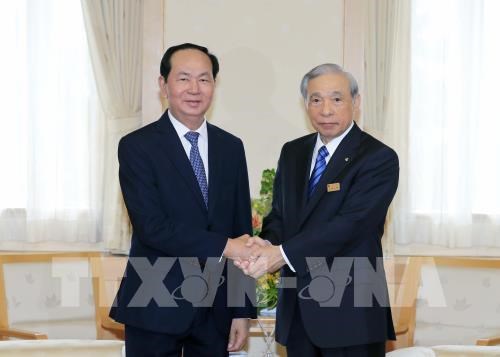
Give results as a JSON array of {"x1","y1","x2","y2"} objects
[{"x1": 223, "y1": 234, "x2": 285, "y2": 279}]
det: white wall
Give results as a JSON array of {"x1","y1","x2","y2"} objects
[
  {"x1": 143, "y1": 0, "x2": 345, "y2": 196},
  {"x1": 142, "y1": 0, "x2": 165, "y2": 125}
]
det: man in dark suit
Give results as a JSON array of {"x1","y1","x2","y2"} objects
[
  {"x1": 237, "y1": 64, "x2": 398, "y2": 356},
  {"x1": 110, "y1": 43, "x2": 256, "y2": 357}
]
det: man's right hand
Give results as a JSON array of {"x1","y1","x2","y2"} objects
[
  {"x1": 223, "y1": 234, "x2": 251, "y2": 261},
  {"x1": 233, "y1": 236, "x2": 270, "y2": 269},
  {"x1": 245, "y1": 236, "x2": 271, "y2": 249}
]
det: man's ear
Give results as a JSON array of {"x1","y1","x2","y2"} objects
[
  {"x1": 158, "y1": 76, "x2": 168, "y2": 99},
  {"x1": 353, "y1": 94, "x2": 361, "y2": 112}
]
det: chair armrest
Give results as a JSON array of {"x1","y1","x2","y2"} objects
[
  {"x1": 101, "y1": 318, "x2": 124, "y2": 333},
  {"x1": 100, "y1": 318, "x2": 125, "y2": 340},
  {"x1": 0, "y1": 327, "x2": 48, "y2": 340},
  {"x1": 395, "y1": 323, "x2": 409, "y2": 336},
  {"x1": 476, "y1": 335, "x2": 500, "y2": 346}
]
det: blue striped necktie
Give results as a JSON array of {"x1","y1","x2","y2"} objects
[
  {"x1": 184, "y1": 131, "x2": 208, "y2": 207},
  {"x1": 308, "y1": 145, "x2": 329, "y2": 199}
]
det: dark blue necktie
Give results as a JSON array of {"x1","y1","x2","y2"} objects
[
  {"x1": 308, "y1": 145, "x2": 329, "y2": 198},
  {"x1": 184, "y1": 132, "x2": 208, "y2": 207}
]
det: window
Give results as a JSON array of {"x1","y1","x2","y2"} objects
[
  {"x1": 410, "y1": 0, "x2": 500, "y2": 217},
  {"x1": 0, "y1": 0, "x2": 103, "y2": 244}
]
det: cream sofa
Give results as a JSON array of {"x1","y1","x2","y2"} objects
[
  {"x1": 0, "y1": 340, "x2": 124, "y2": 357},
  {"x1": 387, "y1": 345, "x2": 500, "y2": 356}
]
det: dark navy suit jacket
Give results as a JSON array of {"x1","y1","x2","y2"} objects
[
  {"x1": 110, "y1": 110, "x2": 256, "y2": 335},
  {"x1": 261, "y1": 122, "x2": 398, "y2": 348}
]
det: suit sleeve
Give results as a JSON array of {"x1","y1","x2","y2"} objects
[
  {"x1": 118, "y1": 136, "x2": 228, "y2": 259},
  {"x1": 282, "y1": 146, "x2": 399, "y2": 277},
  {"x1": 230, "y1": 140, "x2": 257, "y2": 319}
]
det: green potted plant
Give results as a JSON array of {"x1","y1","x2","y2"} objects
[{"x1": 251, "y1": 169, "x2": 279, "y2": 315}]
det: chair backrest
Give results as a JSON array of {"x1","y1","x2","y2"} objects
[
  {"x1": 386, "y1": 257, "x2": 500, "y2": 349},
  {"x1": 385, "y1": 256, "x2": 422, "y2": 351},
  {"x1": 90, "y1": 254, "x2": 126, "y2": 339},
  {"x1": 0, "y1": 252, "x2": 99, "y2": 339},
  {"x1": 385, "y1": 256, "x2": 412, "y2": 317},
  {"x1": 386, "y1": 257, "x2": 500, "y2": 348},
  {"x1": 412, "y1": 257, "x2": 500, "y2": 346}
]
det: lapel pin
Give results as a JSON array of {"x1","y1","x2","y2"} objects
[
  {"x1": 345, "y1": 157, "x2": 350, "y2": 162},
  {"x1": 327, "y1": 183, "x2": 341, "y2": 192}
]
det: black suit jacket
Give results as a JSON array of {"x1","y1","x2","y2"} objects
[
  {"x1": 261, "y1": 122, "x2": 398, "y2": 348},
  {"x1": 110, "y1": 110, "x2": 256, "y2": 335}
]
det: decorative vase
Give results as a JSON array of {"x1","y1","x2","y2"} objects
[{"x1": 259, "y1": 307, "x2": 277, "y2": 317}]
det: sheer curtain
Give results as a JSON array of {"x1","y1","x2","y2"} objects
[
  {"x1": 364, "y1": 0, "x2": 500, "y2": 255},
  {"x1": 0, "y1": 0, "x2": 104, "y2": 248},
  {"x1": 81, "y1": 0, "x2": 143, "y2": 252},
  {"x1": 403, "y1": 0, "x2": 500, "y2": 252},
  {"x1": 362, "y1": 0, "x2": 412, "y2": 256}
]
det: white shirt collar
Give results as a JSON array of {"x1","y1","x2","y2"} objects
[
  {"x1": 309, "y1": 121, "x2": 355, "y2": 176},
  {"x1": 167, "y1": 110, "x2": 210, "y2": 183},
  {"x1": 313, "y1": 120, "x2": 354, "y2": 157},
  {"x1": 168, "y1": 111, "x2": 208, "y2": 140}
]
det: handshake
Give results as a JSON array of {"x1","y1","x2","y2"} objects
[{"x1": 223, "y1": 234, "x2": 286, "y2": 279}]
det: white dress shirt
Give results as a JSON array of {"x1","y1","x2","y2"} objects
[
  {"x1": 170, "y1": 112, "x2": 230, "y2": 260},
  {"x1": 309, "y1": 121, "x2": 354, "y2": 177},
  {"x1": 280, "y1": 121, "x2": 355, "y2": 272},
  {"x1": 168, "y1": 111, "x2": 209, "y2": 183}
]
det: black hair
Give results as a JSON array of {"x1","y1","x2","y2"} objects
[{"x1": 160, "y1": 43, "x2": 219, "y2": 80}]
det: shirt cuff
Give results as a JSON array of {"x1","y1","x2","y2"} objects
[
  {"x1": 219, "y1": 238, "x2": 229, "y2": 262},
  {"x1": 279, "y1": 245, "x2": 295, "y2": 272}
]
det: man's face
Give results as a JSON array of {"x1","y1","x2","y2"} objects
[
  {"x1": 159, "y1": 49, "x2": 215, "y2": 129},
  {"x1": 306, "y1": 72, "x2": 360, "y2": 143}
]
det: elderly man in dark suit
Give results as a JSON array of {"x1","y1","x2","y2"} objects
[
  {"x1": 238, "y1": 63, "x2": 398, "y2": 357},
  {"x1": 110, "y1": 43, "x2": 256, "y2": 357}
]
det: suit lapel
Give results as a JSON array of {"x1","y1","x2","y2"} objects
[
  {"x1": 298, "y1": 123, "x2": 362, "y2": 228},
  {"x1": 206, "y1": 123, "x2": 222, "y2": 221},
  {"x1": 156, "y1": 111, "x2": 207, "y2": 212},
  {"x1": 294, "y1": 134, "x2": 316, "y2": 215}
]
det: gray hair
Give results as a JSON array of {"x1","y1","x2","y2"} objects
[{"x1": 300, "y1": 63, "x2": 359, "y2": 100}]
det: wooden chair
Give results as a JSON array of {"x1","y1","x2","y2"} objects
[
  {"x1": 90, "y1": 254, "x2": 126, "y2": 340},
  {"x1": 0, "y1": 252, "x2": 128, "y2": 341},
  {"x1": 385, "y1": 256, "x2": 422, "y2": 351},
  {"x1": 388, "y1": 256, "x2": 500, "y2": 350},
  {"x1": 0, "y1": 252, "x2": 99, "y2": 340},
  {"x1": 0, "y1": 253, "x2": 48, "y2": 339}
]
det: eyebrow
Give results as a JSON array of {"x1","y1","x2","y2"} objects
[
  {"x1": 309, "y1": 91, "x2": 344, "y2": 97},
  {"x1": 197, "y1": 72, "x2": 211, "y2": 78},
  {"x1": 176, "y1": 71, "x2": 211, "y2": 78}
]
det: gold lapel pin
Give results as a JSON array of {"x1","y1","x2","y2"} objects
[{"x1": 327, "y1": 183, "x2": 341, "y2": 192}]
